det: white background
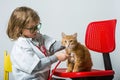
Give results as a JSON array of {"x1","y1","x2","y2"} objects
[{"x1": 0, "y1": 0, "x2": 120, "y2": 80}]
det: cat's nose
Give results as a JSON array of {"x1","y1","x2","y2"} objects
[
  {"x1": 66, "y1": 45, "x2": 70, "y2": 48},
  {"x1": 65, "y1": 45, "x2": 68, "y2": 48}
]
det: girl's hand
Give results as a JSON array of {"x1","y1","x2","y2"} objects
[{"x1": 55, "y1": 49, "x2": 69, "y2": 61}]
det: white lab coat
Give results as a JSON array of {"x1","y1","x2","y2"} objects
[{"x1": 10, "y1": 33, "x2": 61, "y2": 80}]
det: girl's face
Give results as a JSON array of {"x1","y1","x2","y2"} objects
[{"x1": 22, "y1": 22, "x2": 41, "y2": 38}]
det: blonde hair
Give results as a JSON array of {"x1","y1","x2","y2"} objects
[{"x1": 6, "y1": 6, "x2": 40, "y2": 40}]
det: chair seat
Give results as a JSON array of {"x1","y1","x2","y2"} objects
[{"x1": 53, "y1": 68, "x2": 114, "y2": 78}]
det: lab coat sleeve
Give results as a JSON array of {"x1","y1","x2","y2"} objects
[
  {"x1": 31, "y1": 35, "x2": 58, "y2": 72},
  {"x1": 49, "y1": 41, "x2": 65, "y2": 53},
  {"x1": 43, "y1": 35, "x2": 64, "y2": 53},
  {"x1": 43, "y1": 35, "x2": 56, "y2": 50},
  {"x1": 33, "y1": 55, "x2": 58, "y2": 73}
]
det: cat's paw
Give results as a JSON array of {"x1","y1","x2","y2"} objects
[
  {"x1": 66, "y1": 69, "x2": 72, "y2": 72},
  {"x1": 72, "y1": 69, "x2": 79, "y2": 72}
]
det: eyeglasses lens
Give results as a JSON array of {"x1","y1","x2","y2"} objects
[{"x1": 31, "y1": 23, "x2": 42, "y2": 33}]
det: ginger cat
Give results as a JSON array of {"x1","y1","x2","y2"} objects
[{"x1": 61, "y1": 32, "x2": 93, "y2": 72}]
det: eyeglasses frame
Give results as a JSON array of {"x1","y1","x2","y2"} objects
[{"x1": 24, "y1": 23, "x2": 42, "y2": 33}]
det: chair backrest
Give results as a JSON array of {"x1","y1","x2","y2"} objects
[
  {"x1": 85, "y1": 19, "x2": 117, "y2": 70},
  {"x1": 85, "y1": 19, "x2": 117, "y2": 53},
  {"x1": 4, "y1": 50, "x2": 12, "y2": 80}
]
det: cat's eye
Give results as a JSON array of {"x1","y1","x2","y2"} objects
[
  {"x1": 70, "y1": 40, "x2": 73, "y2": 42},
  {"x1": 65, "y1": 40, "x2": 67, "y2": 43}
]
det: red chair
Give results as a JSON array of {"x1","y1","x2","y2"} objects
[{"x1": 52, "y1": 19, "x2": 117, "y2": 80}]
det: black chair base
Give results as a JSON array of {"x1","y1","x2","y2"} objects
[{"x1": 53, "y1": 75, "x2": 113, "y2": 80}]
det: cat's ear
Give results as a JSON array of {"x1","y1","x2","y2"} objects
[
  {"x1": 73, "y1": 33, "x2": 77, "y2": 38},
  {"x1": 62, "y1": 32, "x2": 66, "y2": 37}
]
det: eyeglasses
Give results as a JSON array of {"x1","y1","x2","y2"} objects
[{"x1": 24, "y1": 23, "x2": 42, "y2": 33}]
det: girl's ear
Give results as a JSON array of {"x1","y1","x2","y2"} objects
[{"x1": 62, "y1": 32, "x2": 66, "y2": 37}]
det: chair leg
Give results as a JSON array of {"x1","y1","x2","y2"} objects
[
  {"x1": 96, "y1": 76, "x2": 113, "y2": 80},
  {"x1": 52, "y1": 76, "x2": 114, "y2": 80},
  {"x1": 4, "y1": 71, "x2": 9, "y2": 80},
  {"x1": 71, "y1": 77, "x2": 97, "y2": 80},
  {"x1": 72, "y1": 78, "x2": 86, "y2": 80}
]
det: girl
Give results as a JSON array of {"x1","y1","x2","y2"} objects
[{"x1": 6, "y1": 6, "x2": 68, "y2": 80}]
